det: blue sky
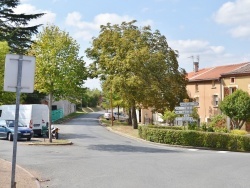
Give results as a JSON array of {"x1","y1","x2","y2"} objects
[{"x1": 18, "y1": 0, "x2": 250, "y2": 89}]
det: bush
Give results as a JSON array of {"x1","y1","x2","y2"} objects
[
  {"x1": 138, "y1": 125, "x2": 250, "y2": 152},
  {"x1": 207, "y1": 115, "x2": 228, "y2": 133},
  {"x1": 230, "y1": 130, "x2": 248, "y2": 135},
  {"x1": 188, "y1": 122, "x2": 199, "y2": 130}
]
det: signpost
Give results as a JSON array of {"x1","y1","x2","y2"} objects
[
  {"x1": 175, "y1": 117, "x2": 194, "y2": 121},
  {"x1": 174, "y1": 101, "x2": 199, "y2": 123},
  {"x1": 4, "y1": 54, "x2": 35, "y2": 188}
]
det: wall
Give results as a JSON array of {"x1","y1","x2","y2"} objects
[
  {"x1": 187, "y1": 80, "x2": 221, "y2": 122},
  {"x1": 52, "y1": 100, "x2": 76, "y2": 116}
]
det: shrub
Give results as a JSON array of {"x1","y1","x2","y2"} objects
[
  {"x1": 138, "y1": 125, "x2": 250, "y2": 152},
  {"x1": 188, "y1": 122, "x2": 199, "y2": 130},
  {"x1": 230, "y1": 130, "x2": 248, "y2": 135},
  {"x1": 207, "y1": 115, "x2": 228, "y2": 133}
]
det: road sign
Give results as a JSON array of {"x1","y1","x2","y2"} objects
[
  {"x1": 180, "y1": 102, "x2": 199, "y2": 106},
  {"x1": 175, "y1": 106, "x2": 193, "y2": 110},
  {"x1": 175, "y1": 117, "x2": 194, "y2": 121},
  {"x1": 183, "y1": 114, "x2": 190, "y2": 117},
  {"x1": 175, "y1": 110, "x2": 192, "y2": 114}
]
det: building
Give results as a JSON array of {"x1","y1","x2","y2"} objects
[{"x1": 187, "y1": 62, "x2": 249, "y2": 123}]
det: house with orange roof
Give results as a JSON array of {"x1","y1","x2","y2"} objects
[{"x1": 187, "y1": 61, "x2": 248, "y2": 123}]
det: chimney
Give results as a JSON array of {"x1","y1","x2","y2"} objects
[{"x1": 194, "y1": 62, "x2": 199, "y2": 72}]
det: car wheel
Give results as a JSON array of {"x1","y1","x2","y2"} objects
[
  {"x1": 27, "y1": 137, "x2": 31, "y2": 141},
  {"x1": 8, "y1": 133, "x2": 13, "y2": 141}
]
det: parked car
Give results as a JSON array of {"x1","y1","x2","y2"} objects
[
  {"x1": 0, "y1": 120, "x2": 34, "y2": 141},
  {"x1": 104, "y1": 112, "x2": 128, "y2": 121}
]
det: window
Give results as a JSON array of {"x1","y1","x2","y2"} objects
[
  {"x1": 230, "y1": 87, "x2": 237, "y2": 94},
  {"x1": 230, "y1": 77, "x2": 235, "y2": 84},
  {"x1": 212, "y1": 80, "x2": 216, "y2": 88},
  {"x1": 195, "y1": 83, "x2": 199, "y2": 92},
  {"x1": 213, "y1": 95, "x2": 219, "y2": 106}
]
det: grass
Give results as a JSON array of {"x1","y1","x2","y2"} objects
[{"x1": 100, "y1": 117, "x2": 139, "y2": 138}]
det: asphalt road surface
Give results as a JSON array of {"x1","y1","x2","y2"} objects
[{"x1": 1, "y1": 111, "x2": 250, "y2": 188}]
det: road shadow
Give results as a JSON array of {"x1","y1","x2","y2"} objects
[{"x1": 88, "y1": 144, "x2": 181, "y2": 153}]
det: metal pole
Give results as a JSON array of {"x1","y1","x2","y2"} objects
[{"x1": 11, "y1": 55, "x2": 23, "y2": 188}]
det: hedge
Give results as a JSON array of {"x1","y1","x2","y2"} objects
[{"x1": 138, "y1": 125, "x2": 250, "y2": 152}]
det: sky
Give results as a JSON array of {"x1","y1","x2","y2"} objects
[{"x1": 18, "y1": 0, "x2": 250, "y2": 89}]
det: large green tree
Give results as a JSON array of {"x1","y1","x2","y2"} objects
[
  {"x1": 219, "y1": 89, "x2": 250, "y2": 129},
  {"x1": 29, "y1": 24, "x2": 88, "y2": 141},
  {"x1": 0, "y1": 41, "x2": 16, "y2": 105},
  {"x1": 86, "y1": 21, "x2": 188, "y2": 129},
  {"x1": 0, "y1": 0, "x2": 44, "y2": 54}
]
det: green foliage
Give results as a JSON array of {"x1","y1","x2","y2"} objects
[
  {"x1": 22, "y1": 90, "x2": 47, "y2": 104},
  {"x1": 0, "y1": 0, "x2": 44, "y2": 53},
  {"x1": 0, "y1": 41, "x2": 16, "y2": 105},
  {"x1": 161, "y1": 109, "x2": 177, "y2": 125},
  {"x1": 86, "y1": 21, "x2": 188, "y2": 129},
  {"x1": 139, "y1": 125, "x2": 250, "y2": 151},
  {"x1": 146, "y1": 124, "x2": 183, "y2": 130},
  {"x1": 230, "y1": 130, "x2": 248, "y2": 135},
  {"x1": 187, "y1": 122, "x2": 199, "y2": 130},
  {"x1": 29, "y1": 24, "x2": 88, "y2": 103},
  {"x1": 219, "y1": 89, "x2": 250, "y2": 129},
  {"x1": 207, "y1": 115, "x2": 228, "y2": 133},
  {"x1": 82, "y1": 88, "x2": 101, "y2": 107},
  {"x1": 190, "y1": 107, "x2": 199, "y2": 120}
]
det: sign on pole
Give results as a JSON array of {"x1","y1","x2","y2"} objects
[
  {"x1": 174, "y1": 106, "x2": 193, "y2": 110},
  {"x1": 4, "y1": 54, "x2": 36, "y2": 93},
  {"x1": 175, "y1": 117, "x2": 194, "y2": 121},
  {"x1": 180, "y1": 102, "x2": 199, "y2": 106},
  {"x1": 175, "y1": 110, "x2": 193, "y2": 114},
  {"x1": 4, "y1": 54, "x2": 36, "y2": 188}
]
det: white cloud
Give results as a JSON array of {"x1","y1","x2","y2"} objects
[
  {"x1": 214, "y1": 0, "x2": 250, "y2": 38},
  {"x1": 168, "y1": 39, "x2": 236, "y2": 71},
  {"x1": 230, "y1": 25, "x2": 250, "y2": 38},
  {"x1": 65, "y1": 12, "x2": 152, "y2": 41},
  {"x1": 14, "y1": 4, "x2": 56, "y2": 26}
]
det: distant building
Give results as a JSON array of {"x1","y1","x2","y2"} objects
[{"x1": 187, "y1": 61, "x2": 250, "y2": 126}]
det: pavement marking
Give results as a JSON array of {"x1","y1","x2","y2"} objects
[
  {"x1": 217, "y1": 151, "x2": 228, "y2": 154},
  {"x1": 188, "y1": 149, "x2": 199, "y2": 151}
]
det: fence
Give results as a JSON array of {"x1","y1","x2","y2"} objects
[{"x1": 52, "y1": 109, "x2": 64, "y2": 122}]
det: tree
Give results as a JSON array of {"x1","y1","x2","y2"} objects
[
  {"x1": 161, "y1": 109, "x2": 177, "y2": 126},
  {"x1": 81, "y1": 88, "x2": 101, "y2": 107},
  {"x1": 22, "y1": 91, "x2": 47, "y2": 104},
  {"x1": 0, "y1": 41, "x2": 16, "y2": 105},
  {"x1": 86, "y1": 21, "x2": 188, "y2": 129},
  {"x1": 219, "y1": 89, "x2": 250, "y2": 129},
  {"x1": 0, "y1": 0, "x2": 44, "y2": 54},
  {"x1": 29, "y1": 24, "x2": 88, "y2": 142}
]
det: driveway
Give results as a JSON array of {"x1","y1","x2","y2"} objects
[{"x1": 0, "y1": 111, "x2": 250, "y2": 188}]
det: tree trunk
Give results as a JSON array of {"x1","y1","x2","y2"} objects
[
  {"x1": 131, "y1": 105, "x2": 138, "y2": 129},
  {"x1": 48, "y1": 92, "x2": 53, "y2": 143},
  {"x1": 128, "y1": 108, "x2": 132, "y2": 125}
]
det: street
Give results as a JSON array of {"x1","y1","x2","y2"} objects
[{"x1": 1, "y1": 111, "x2": 250, "y2": 188}]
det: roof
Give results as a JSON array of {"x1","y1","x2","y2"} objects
[
  {"x1": 187, "y1": 62, "x2": 248, "y2": 82},
  {"x1": 221, "y1": 62, "x2": 250, "y2": 76}
]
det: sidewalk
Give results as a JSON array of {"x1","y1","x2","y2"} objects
[{"x1": 0, "y1": 158, "x2": 39, "y2": 188}]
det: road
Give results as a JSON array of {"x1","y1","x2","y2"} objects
[{"x1": 1, "y1": 111, "x2": 250, "y2": 188}]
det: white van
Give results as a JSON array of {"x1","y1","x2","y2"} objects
[{"x1": 0, "y1": 104, "x2": 49, "y2": 136}]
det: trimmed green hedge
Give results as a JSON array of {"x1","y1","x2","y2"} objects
[{"x1": 138, "y1": 125, "x2": 250, "y2": 152}]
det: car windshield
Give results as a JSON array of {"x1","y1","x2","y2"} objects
[{"x1": 6, "y1": 120, "x2": 25, "y2": 127}]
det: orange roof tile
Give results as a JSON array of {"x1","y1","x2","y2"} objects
[{"x1": 187, "y1": 62, "x2": 248, "y2": 82}]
